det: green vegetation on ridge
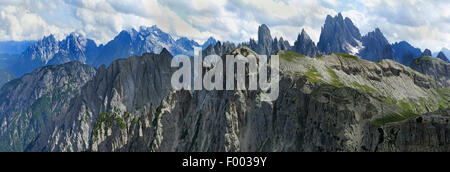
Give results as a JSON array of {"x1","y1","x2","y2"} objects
[
  {"x1": 334, "y1": 53, "x2": 359, "y2": 60},
  {"x1": 304, "y1": 66, "x2": 323, "y2": 83},
  {"x1": 351, "y1": 82, "x2": 377, "y2": 93},
  {"x1": 327, "y1": 68, "x2": 344, "y2": 88},
  {"x1": 278, "y1": 50, "x2": 306, "y2": 62}
]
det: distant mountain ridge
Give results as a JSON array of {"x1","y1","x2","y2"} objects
[
  {"x1": 4, "y1": 14, "x2": 449, "y2": 78},
  {"x1": 8, "y1": 26, "x2": 218, "y2": 76},
  {"x1": 10, "y1": 33, "x2": 99, "y2": 76}
]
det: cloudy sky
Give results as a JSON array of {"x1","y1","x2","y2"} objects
[{"x1": 0, "y1": 0, "x2": 448, "y2": 52}]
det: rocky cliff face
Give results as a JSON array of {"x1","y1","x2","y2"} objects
[
  {"x1": 0, "y1": 62, "x2": 96, "y2": 151},
  {"x1": 27, "y1": 49, "x2": 174, "y2": 152},
  {"x1": 411, "y1": 56, "x2": 450, "y2": 88},
  {"x1": 26, "y1": 47, "x2": 449, "y2": 152},
  {"x1": 257, "y1": 24, "x2": 274, "y2": 56},
  {"x1": 358, "y1": 28, "x2": 394, "y2": 62},
  {"x1": 317, "y1": 13, "x2": 363, "y2": 55},
  {"x1": 368, "y1": 108, "x2": 450, "y2": 152},
  {"x1": 293, "y1": 29, "x2": 319, "y2": 57}
]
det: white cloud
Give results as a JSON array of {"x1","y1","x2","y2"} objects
[
  {"x1": 0, "y1": 5, "x2": 67, "y2": 41},
  {"x1": 349, "y1": 0, "x2": 450, "y2": 52},
  {"x1": 0, "y1": 0, "x2": 448, "y2": 52}
]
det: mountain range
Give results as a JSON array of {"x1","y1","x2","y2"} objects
[
  {"x1": 15, "y1": 47, "x2": 449, "y2": 152},
  {"x1": 5, "y1": 26, "x2": 217, "y2": 77},
  {"x1": 2, "y1": 13, "x2": 449, "y2": 79},
  {"x1": 0, "y1": 13, "x2": 449, "y2": 152}
]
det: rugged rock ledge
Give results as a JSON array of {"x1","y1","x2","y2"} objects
[
  {"x1": 0, "y1": 61, "x2": 96, "y2": 151},
  {"x1": 411, "y1": 56, "x2": 450, "y2": 88},
  {"x1": 24, "y1": 48, "x2": 450, "y2": 152}
]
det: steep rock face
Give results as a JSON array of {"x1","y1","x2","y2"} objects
[
  {"x1": 257, "y1": 24, "x2": 273, "y2": 56},
  {"x1": 391, "y1": 41, "x2": 421, "y2": 66},
  {"x1": 411, "y1": 56, "x2": 450, "y2": 87},
  {"x1": 27, "y1": 47, "x2": 450, "y2": 152},
  {"x1": 317, "y1": 13, "x2": 363, "y2": 55},
  {"x1": 365, "y1": 108, "x2": 450, "y2": 152},
  {"x1": 0, "y1": 69, "x2": 15, "y2": 88},
  {"x1": 437, "y1": 52, "x2": 449, "y2": 63},
  {"x1": 358, "y1": 28, "x2": 394, "y2": 62},
  {"x1": 27, "y1": 49, "x2": 174, "y2": 152},
  {"x1": 0, "y1": 62, "x2": 96, "y2": 151},
  {"x1": 11, "y1": 33, "x2": 99, "y2": 76},
  {"x1": 293, "y1": 29, "x2": 319, "y2": 57}
]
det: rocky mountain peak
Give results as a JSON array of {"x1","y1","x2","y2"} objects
[
  {"x1": 60, "y1": 32, "x2": 89, "y2": 51},
  {"x1": 437, "y1": 51, "x2": 449, "y2": 62},
  {"x1": 358, "y1": 28, "x2": 394, "y2": 62},
  {"x1": 160, "y1": 48, "x2": 172, "y2": 56},
  {"x1": 257, "y1": 24, "x2": 273, "y2": 56},
  {"x1": 202, "y1": 37, "x2": 217, "y2": 49},
  {"x1": 391, "y1": 41, "x2": 421, "y2": 66},
  {"x1": 42, "y1": 34, "x2": 57, "y2": 43},
  {"x1": 318, "y1": 13, "x2": 362, "y2": 55},
  {"x1": 293, "y1": 28, "x2": 319, "y2": 57},
  {"x1": 421, "y1": 49, "x2": 432, "y2": 57},
  {"x1": 278, "y1": 37, "x2": 289, "y2": 50}
]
